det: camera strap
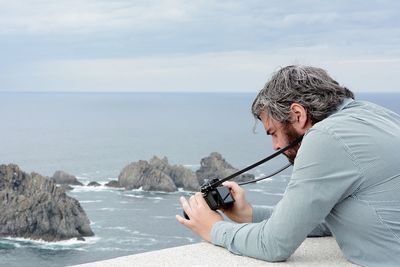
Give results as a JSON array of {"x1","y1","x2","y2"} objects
[
  {"x1": 237, "y1": 162, "x2": 292, "y2": 186},
  {"x1": 204, "y1": 135, "x2": 303, "y2": 190}
]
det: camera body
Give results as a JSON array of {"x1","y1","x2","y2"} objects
[
  {"x1": 183, "y1": 178, "x2": 235, "y2": 220},
  {"x1": 202, "y1": 179, "x2": 235, "y2": 210}
]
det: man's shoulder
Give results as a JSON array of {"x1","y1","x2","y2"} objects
[
  {"x1": 312, "y1": 100, "x2": 393, "y2": 132},
  {"x1": 306, "y1": 99, "x2": 400, "y2": 148}
]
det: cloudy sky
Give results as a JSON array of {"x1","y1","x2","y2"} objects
[{"x1": 1, "y1": 0, "x2": 399, "y2": 92}]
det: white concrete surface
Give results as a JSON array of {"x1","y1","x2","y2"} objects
[{"x1": 70, "y1": 237, "x2": 357, "y2": 267}]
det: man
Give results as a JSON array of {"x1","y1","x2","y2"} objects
[{"x1": 176, "y1": 65, "x2": 400, "y2": 266}]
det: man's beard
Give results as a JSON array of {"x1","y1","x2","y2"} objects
[{"x1": 282, "y1": 124, "x2": 302, "y2": 165}]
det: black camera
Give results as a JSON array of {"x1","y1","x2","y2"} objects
[{"x1": 183, "y1": 178, "x2": 235, "y2": 220}]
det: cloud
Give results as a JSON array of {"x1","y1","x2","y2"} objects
[
  {"x1": 0, "y1": 0, "x2": 196, "y2": 34},
  {"x1": 0, "y1": 0, "x2": 399, "y2": 92},
  {"x1": 3, "y1": 46, "x2": 399, "y2": 92}
]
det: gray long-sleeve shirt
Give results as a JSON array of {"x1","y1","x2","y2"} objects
[{"x1": 211, "y1": 99, "x2": 400, "y2": 266}]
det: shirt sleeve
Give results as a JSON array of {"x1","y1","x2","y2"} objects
[
  {"x1": 211, "y1": 128, "x2": 363, "y2": 262},
  {"x1": 308, "y1": 221, "x2": 332, "y2": 237},
  {"x1": 252, "y1": 197, "x2": 331, "y2": 237},
  {"x1": 252, "y1": 205, "x2": 274, "y2": 223}
]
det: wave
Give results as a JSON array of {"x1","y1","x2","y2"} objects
[
  {"x1": 69, "y1": 183, "x2": 123, "y2": 193},
  {"x1": 102, "y1": 226, "x2": 135, "y2": 234},
  {"x1": 124, "y1": 194, "x2": 144, "y2": 199},
  {"x1": 80, "y1": 200, "x2": 103, "y2": 203},
  {"x1": 260, "y1": 192, "x2": 284, "y2": 196},
  {"x1": 251, "y1": 173, "x2": 291, "y2": 183},
  {"x1": 152, "y1": 215, "x2": 171, "y2": 220},
  {"x1": 97, "y1": 207, "x2": 119, "y2": 211},
  {"x1": 0, "y1": 236, "x2": 100, "y2": 251},
  {"x1": 0, "y1": 239, "x2": 22, "y2": 249},
  {"x1": 95, "y1": 247, "x2": 132, "y2": 252},
  {"x1": 75, "y1": 176, "x2": 90, "y2": 181},
  {"x1": 129, "y1": 187, "x2": 184, "y2": 195},
  {"x1": 124, "y1": 194, "x2": 164, "y2": 200},
  {"x1": 70, "y1": 183, "x2": 196, "y2": 196},
  {"x1": 177, "y1": 188, "x2": 196, "y2": 195},
  {"x1": 170, "y1": 236, "x2": 196, "y2": 242},
  {"x1": 248, "y1": 188, "x2": 264, "y2": 192}
]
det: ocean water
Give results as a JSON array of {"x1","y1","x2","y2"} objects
[{"x1": 0, "y1": 92, "x2": 399, "y2": 266}]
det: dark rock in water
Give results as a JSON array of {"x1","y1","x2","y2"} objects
[
  {"x1": 0, "y1": 164, "x2": 94, "y2": 241},
  {"x1": 119, "y1": 158, "x2": 176, "y2": 192},
  {"x1": 141, "y1": 167, "x2": 177, "y2": 192},
  {"x1": 51, "y1": 170, "x2": 83, "y2": 186},
  {"x1": 119, "y1": 160, "x2": 148, "y2": 190},
  {"x1": 105, "y1": 180, "x2": 121, "y2": 188},
  {"x1": 118, "y1": 156, "x2": 199, "y2": 192},
  {"x1": 87, "y1": 181, "x2": 101, "y2": 187},
  {"x1": 149, "y1": 157, "x2": 199, "y2": 191},
  {"x1": 196, "y1": 152, "x2": 255, "y2": 184}
]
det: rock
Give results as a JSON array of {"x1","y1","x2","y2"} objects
[
  {"x1": 149, "y1": 157, "x2": 199, "y2": 191},
  {"x1": 118, "y1": 158, "x2": 177, "y2": 192},
  {"x1": 141, "y1": 168, "x2": 177, "y2": 192},
  {"x1": 118, "y1": 156, "x2": 199, "y2": 192},
  {"x1": 51, "y1": 170, "x2": 83, "y2": 186},
  {"x1": 119, "y1": 160, "x2": 149, "y2": 189},
  {"x1": 0, "y1": 164, "x2": 94, "y2": 241},
  {"x1": 87, "y1": 181, "x2": 101, "y2": 187},
  {"x1": 196, "y1": 152, "x2": 255, "y2": 184},
  {"x1": 105, "y1": 180, "x2": 121, "y2": 188}
]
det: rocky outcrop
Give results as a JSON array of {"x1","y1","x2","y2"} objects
[
  {"x1": 149, "y1": 157, "x2": 199, "y2": 191},
  {"x1": 51, "y1": 170, "x2": 83, "y2": 186},
  {"x1": 0, "y1": 164, "x2": 94, "y2": 241},
  {"x1": 196, "y1": 152, "x2": 255, "y2": 184},
  {"x1": 87, "y1": 181, "x2": 101, "y2": 187},
  {"x1": 118, "y1": 156, "x2": 200, "y2": 192},
  {"x1": 105, "y1": 180, "x2": 121, "y2": 188}
]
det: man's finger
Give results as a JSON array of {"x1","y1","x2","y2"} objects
[
  {"x1": 176, "y1": 214, "x2": 189, "y2": 226},
  {"x1": 222, "y1": 181, "x2": 238, "y2": 190},
  {"x1": 194, "y1": 192, "x2": 208, "y2": 208},
  {"x1": 189, "y1": 195, "x2": 198, "y2": 207},
  {"x1": 222, "y1": 181, "x2": 242, "y2": 195},
  {"x1": 180, "y1": 196, "x2": 193, "y2": 218}
]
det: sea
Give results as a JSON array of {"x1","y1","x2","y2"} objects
[{"x1": 0, "y1": 92, "x2": 399, "y2": 267}]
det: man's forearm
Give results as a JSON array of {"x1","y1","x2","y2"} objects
[{"x1": 252, "y1": 205, "x2": 274, "y2": 223}]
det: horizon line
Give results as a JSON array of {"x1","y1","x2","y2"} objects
[{"x1": 0, "y1": 90, "x2": 399, "y2": 94}]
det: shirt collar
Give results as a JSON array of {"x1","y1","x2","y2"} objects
[
  {"x1": 305, "y1": 98, "x2": 354, "y2": 136},
  {"x1": 335, "y1": 97, "x2": 354, "y2": 112}
]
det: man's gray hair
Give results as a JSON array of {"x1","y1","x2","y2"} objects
[{"x1": 251, "y1": 65, "x2": 355, "y2": 124}]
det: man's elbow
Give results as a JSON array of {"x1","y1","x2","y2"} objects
[
  {"x1": 260, "y1": 245, "x2": 292, "y2": 262},
  {"x1": 264, "y1": 252, "x2": 290, "y2": 262}
]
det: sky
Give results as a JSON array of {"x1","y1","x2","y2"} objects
[{"x1": 0, "y1": 0, "x2": 399, "y2": 93}]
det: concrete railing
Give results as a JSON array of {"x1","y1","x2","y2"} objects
[{"x1": 71, "y1": 237, "x2": 357, "y2": 266}]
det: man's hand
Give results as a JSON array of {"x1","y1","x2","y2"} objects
[
  {"x1": 220, "y1": 181, "x2": 253, "y2": 223},
  {"x1": 176, "y1": 192, "x2": 223, "y2": 242}
]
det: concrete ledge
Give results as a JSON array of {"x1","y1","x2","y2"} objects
[{"x1": 71, "y1": 237, "x2": 356, "y2": 267}]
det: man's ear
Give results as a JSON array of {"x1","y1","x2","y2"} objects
[{"x1": 290, "y1": 103, "x2": 310, "y2": 131}]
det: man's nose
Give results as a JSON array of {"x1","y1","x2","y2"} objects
[{"x1": 272, "y1": 139, "x2": 281, "y2": 151}]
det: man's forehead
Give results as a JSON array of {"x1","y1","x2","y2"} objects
[
  {"x1": 259, "y1": 111, "x2": 282, "y2": 129},
  {"x1": 259, "y1": 111, "x2": 272, "y2": 124}
]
